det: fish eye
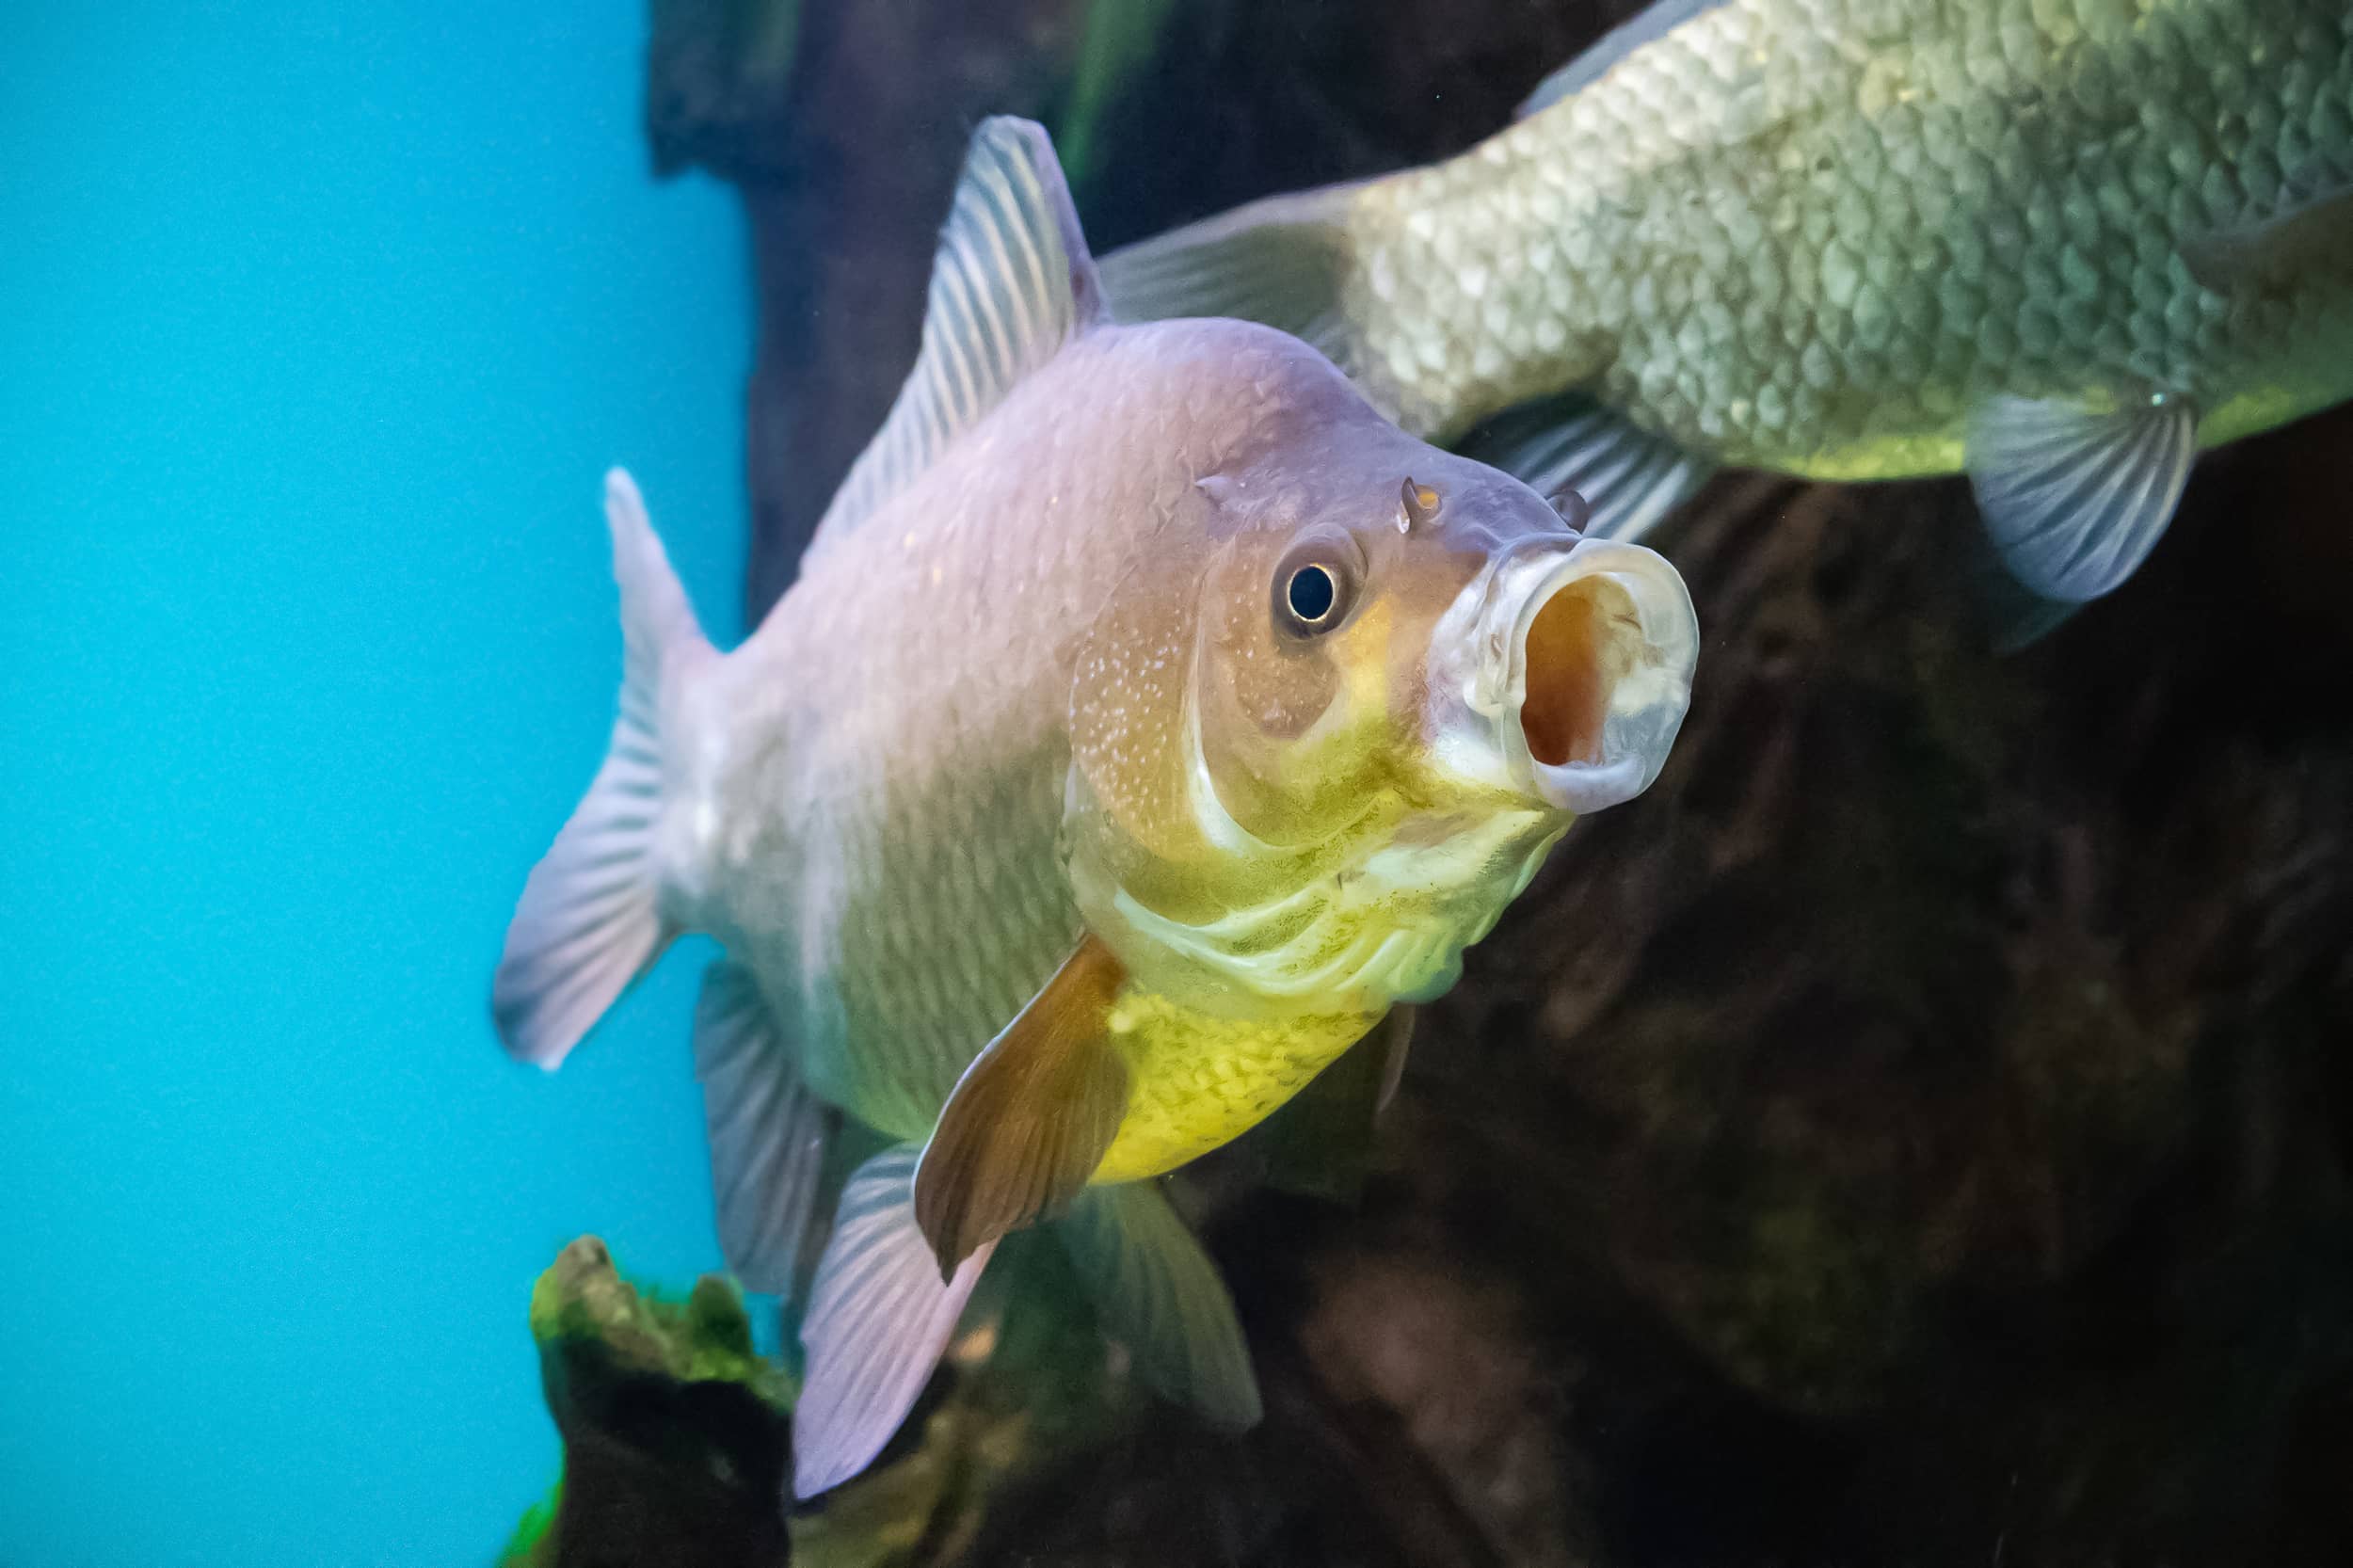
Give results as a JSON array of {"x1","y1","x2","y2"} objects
[
  {"x1": 1271, "y1": 530, "x2": 1364, "y2": 637},
  {"x1": 1288, "y1": 565, "x2": 1337, "y2": 624}
]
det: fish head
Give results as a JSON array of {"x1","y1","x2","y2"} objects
[
  {"x1": 1188, "y1": 450, "x2": 1701, "y2": 829},
  {"x1": 1403, "y1": 466, "x2": 1702, "y2": 820},
  {"x1": 1065, "y1": 425, "x2": 1697, "y2": 1017}
]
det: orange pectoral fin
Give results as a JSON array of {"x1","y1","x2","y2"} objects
[{"x1": 912, "y1": 936, "x2": 1131, "y2": 1277}]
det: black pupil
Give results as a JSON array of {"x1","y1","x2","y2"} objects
[{"x1": 1288, "y1": 565, "x2": 1337, "y2": 623}]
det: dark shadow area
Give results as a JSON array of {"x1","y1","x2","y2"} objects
[{"x1": 638, "y1": 4, "x2": 2353, "y2": 1561}]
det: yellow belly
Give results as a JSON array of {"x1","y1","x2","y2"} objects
[{"x1": 1091, "y1": 990, "x2": 1378, "y2": 1183}]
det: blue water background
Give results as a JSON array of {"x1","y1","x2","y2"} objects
[{"x1": 2, "y1": 5, "x2": 747, "y2": 1561}]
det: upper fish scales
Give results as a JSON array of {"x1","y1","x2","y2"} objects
[{"x1": 1311, "y1": 0, "x2": 2353, "y2": 474}]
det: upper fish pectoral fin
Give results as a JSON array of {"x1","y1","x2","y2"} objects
[
  {"x1": 2181, "y1": 174, "x2": 2353, "y2": 296},
  {"x1": 913, "y1": 935, "x2": 1132, "y2": 1278},
  {"x1": 1253, "y1": 1004, "x2": 1414, "y2": 1204},
  {"x1": 1965, "y1": 391, "x2": 2199, "y2": 603},
  {"x1": 1058, "y1": 1180, "x2": 1262, "y2": 1429},
  {"x1": 1457, "y1": 391, "x2": 1715, "y2": 544},
  {"x1": 793, "y1": 1144, "x2": 996, "y2": 1499}
]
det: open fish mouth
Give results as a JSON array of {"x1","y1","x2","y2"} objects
[{"x1": 1465, "y1": 535, "x2": 1699, "y2": 814}]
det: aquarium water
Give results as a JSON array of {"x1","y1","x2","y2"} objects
[{"x1": 2, "y1": 4, "x2": 747, "y2": 1561}]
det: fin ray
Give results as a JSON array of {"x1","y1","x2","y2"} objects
[
  {"x1": 1098, "y1": 183, "x2": 1361, "y2": 369},
  {"x1": 1459, "y1": 392, "x2": 1714, "y2": 542},
  {"x1": 1966, "y1": 392, "x2": 2197, "y2": 601},
  {"x1": 808, "y1": 118, "x2": 1104, "y2": 560},
  {"x1": 913, "y1": 937, "x2": 1130, "y2": 1275},
  {"x1": 793, "y1": 1146, "x2": 996, "y2": 1498},
  {"x1": 696, "y1": 961, "x2": 831, "y2": 1299}
]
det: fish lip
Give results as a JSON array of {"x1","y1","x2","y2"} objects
[{"x1": 1461, "y1": 534, "x2": 1699, "y2": 814}]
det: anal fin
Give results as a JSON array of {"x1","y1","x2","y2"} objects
[
  {"x1": 1253, "y1": 1006, "x2": 1414, "y2": 1204},
  {"x1": 694, "y1": 960, "x2": 831, "y2": 1301},
  {"x1": 2183, "y1": 174, "x2": 2353, "y2": 296},
  {"x1": 1966, "y1": 391, "x2": 2197, "y2": 601},
  {"x1": 913, "y1": 936, "x2": 1130, "y2": 1277},
  {"x1": 1058, "y1": 1181, "x2": 1261, "y2": 1429},
  {"x1": 1457, "y1": 392, "x2": 1713, "y2": 543}
]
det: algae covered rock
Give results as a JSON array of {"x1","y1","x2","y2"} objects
[
  {"x1": 629, "y1": 2, "x2": 2353, "y2": 1561},
  {"x1": 504, "y1": 1237, "x2": 792, "y2": 1568}
]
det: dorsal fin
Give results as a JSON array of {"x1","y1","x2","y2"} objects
[
  {"x1": 808, "y1": 117, "x2": 1107, "y2": 557},
  {"x1": 1517, "y1": 0, "x2": 1729, "y2": 119}
]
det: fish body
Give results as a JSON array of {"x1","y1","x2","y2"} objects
[
  {"x1": 492, "y1": 120, "x2": 1699, "y2": 1499},
  {"x1": 686, "y1": 323, "x2": 1438, "y2": 1175},
  {"x1": 1104, "y1": 0, "x2": 2353, "y2": 603}
]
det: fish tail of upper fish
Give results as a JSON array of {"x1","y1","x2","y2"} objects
[
  {"x1": 1098, "y1": 177, "x2": 1367, "y2": 384},
  {"x1": 792, "y1": 1144, "x2": 1259, "y2": 1500},
  {"x1": 1096, "y1": 100, "x2": 1715, "y2": 546},
  {"x1": 490, "y1": 466, "x2": 719, "y2": 1070}
]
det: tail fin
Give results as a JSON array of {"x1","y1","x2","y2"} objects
[
  {"x1": 491, "y1": 469, "x2": 713, "y2": 1069},
  {"x1": 1097, "y1": 182, "x2": 1363, "y2": 371}
]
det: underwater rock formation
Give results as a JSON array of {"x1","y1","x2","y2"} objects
[
  {"x1": 644, "y1": 2, "x2": 2353, "y2": 1563},
  {"x1": 508, "y1": 1238, "x2": 793, "y2": 1568}
]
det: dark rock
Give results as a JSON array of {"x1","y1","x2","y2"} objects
[
  {"x1": 640, "y1": 4, "x2": 2353, "y2": 1562},
  {"x1": 520, "y1": 1237, "x2": 793, "y2": 1568}
]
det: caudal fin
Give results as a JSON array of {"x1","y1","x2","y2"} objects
[
  {"x1": 1097, "y1": 182, "x2": 1363, "y2": 372},
  {"x1": 491, "y1": 469, "x2": 712, "y2": 1069}
]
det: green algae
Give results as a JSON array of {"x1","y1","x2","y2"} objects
[
  {"x1": 495, "y1": 1485, "x2": 560, "y2": 1568},
  {"x1": 529, "y1": 1238, "x2": 793, "y2": 1405}
]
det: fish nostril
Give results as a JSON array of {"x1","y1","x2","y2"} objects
[{"x1": 1518, "y1": 581, "x2": 1617, "y2": 767}]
